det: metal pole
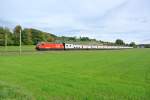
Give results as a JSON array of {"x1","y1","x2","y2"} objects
[{"x1": 20, "y1": 29, "x2": 21, "y2": 55}]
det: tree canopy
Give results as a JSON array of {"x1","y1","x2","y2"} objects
[
  {"x1": 0, "y1": 25, "x2": 57, "y2": 46},
  {"x1": 115, "y1": 39, "x2": 125, "y2": 45},
  {"x1": 129, "y1": 42, "x2": 136, "y2": 47},
  {"x1": 0, "y1": 25, "x2": 132, "y2": 46}
]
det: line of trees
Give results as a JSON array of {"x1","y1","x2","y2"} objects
[
  {"x1": 0, "y1": 25, "x2": 57, "y2": 46},
  {"x1": 56, "y1": 36, "x2": 97, "y2": 43},
  {"x1": 115, "y1": 39, "x2": 136, "y2": 47},
  {"x1": 0, "y1": 25, "x2": 102, "y2": 46},
  {"x1": 0, "y1": 25, "x2": 137, "y2": 47}
]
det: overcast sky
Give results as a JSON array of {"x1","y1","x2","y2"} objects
[{"x1": 0, "y1": 0, "x2": 150, "y2": 44}]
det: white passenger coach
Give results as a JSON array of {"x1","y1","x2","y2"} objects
[{"x1": 65, "y1": 44, "x2": 133, "y2": 50}]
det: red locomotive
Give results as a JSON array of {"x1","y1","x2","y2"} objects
[{"x1": 36, "y1": 42, "x2": 64, "y2": 50}]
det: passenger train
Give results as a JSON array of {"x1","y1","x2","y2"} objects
[{"x1": 36, "y1": 42, "x2": 133, "y2": 50}]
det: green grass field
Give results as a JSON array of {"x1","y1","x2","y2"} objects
[{"x1": 0, "y1": 47, "x2": 150, "y2": 100}]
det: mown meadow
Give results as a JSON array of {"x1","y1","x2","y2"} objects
[{"x1": 0, "y1": 47, "x2": 150, "y2": 100}]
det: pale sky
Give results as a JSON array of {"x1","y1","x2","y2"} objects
[{"x1": 0, "y1": 0, "x2": 150, "y2": 44}]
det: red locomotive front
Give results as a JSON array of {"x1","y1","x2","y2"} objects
[{"x1": 36, "y1": 42, "x2": 64, "y2": 50}]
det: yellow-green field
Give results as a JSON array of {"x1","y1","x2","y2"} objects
[{"x1": 0, "y1": 46, "x2": 150, "y2": 100}]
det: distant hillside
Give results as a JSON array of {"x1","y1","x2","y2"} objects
[
  {"x1": 0, "y1": 25, "x2": 132, "y2": 46},
  {"x1": 22, "y1": 28, "x2": 57, "y2": 45},
  {"x1": 0, "y1": 25, "x2": 105, "y2": 46},
  {"x1": 0, "y1": 26, "x2": 58, "y2": 45}
]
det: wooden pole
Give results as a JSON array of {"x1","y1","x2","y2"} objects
[
  {"x1": 20, "y1": 29, "x2": 22, "y2": 55},
  {"x1": 4, "y1": 26, "x2": 7, "y2": 52}
]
